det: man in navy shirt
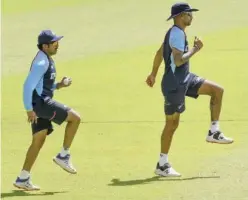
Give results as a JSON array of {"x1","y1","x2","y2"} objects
[
  {"x1": 146, "y1": 3, "x2": 233, "y2": 177},
  {"x1": 14, "y1": 30, "x2": 81, "y2": 190}
]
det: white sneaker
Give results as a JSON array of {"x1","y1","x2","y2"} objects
[
  {"x1": 206, "y1": 130, "x2": 234, "y2": 144},
  {"x1": 154, "y1": 163, "x2": 181, "y2": 177},
  {"x1": 53, "y1": 154, "x2": 77, "y2": 174},
  {"x1": 13, "y1": 177, "x2": 40, "y2": 191}
]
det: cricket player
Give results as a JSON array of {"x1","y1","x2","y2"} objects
[
  {"x1": 146, "y1": 2, "x2": 233, "y2": 177},
  {"x1": 14, "y1": 30, "x2": 81, "y2": 190}
]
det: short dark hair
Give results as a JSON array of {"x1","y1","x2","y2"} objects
[
  {"x1": 37, "y1": 44, "x2": 43, "y2": 50},
  {"x1": 37, "y1": 43, "x2": 51, "y2": 50}
]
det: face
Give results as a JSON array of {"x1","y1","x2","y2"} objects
[
  {"x1": 180, "y1": 12, "x2": 193, "y2": 26},
  {"x1": 43, "y1": 41, "x2": 59, "y2": 56}
]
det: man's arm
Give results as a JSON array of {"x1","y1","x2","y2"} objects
[
  {"x1": 172, "y1": 45, "x2": 199, "y2": 67},
  {"x1": 150, "y1": 43, "x2": 164, "y2": 77},
  {"x1": 23, "y1": 60, "x2": 48, "y2": 111},
  {"x1": 52, "y1": 82, "x2": 62, "y2": 90},
  {"x1": 146, "y1": 43, "x2": 164, "y2": 87},
  {"x1": 170, "y1": 29, "x2": 203, "y2": 67}
]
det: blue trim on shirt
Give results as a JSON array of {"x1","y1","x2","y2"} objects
[{"x1": 169, "y1": 26, "x2": 185, "y2": 52}]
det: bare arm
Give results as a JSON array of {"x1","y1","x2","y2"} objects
[
  {"x1": 172, "y1": 46, "x2": 198, "y2": 66},
  {"x1": 146, "y1": 44, "x2": 163, "y2": 87},
  {"x1": 172, "y1": 37, "x2": 203, "y2": 67},
  {"x1": 150, "y1": 44, "x2": 164, "y2": 77}
]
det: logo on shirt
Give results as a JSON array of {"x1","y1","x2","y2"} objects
[{"x1": 50, "y1": 73, "x2": 56, "y2": 80}]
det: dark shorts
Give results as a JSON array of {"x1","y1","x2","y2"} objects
[
  {"x1": 32, "y1": 96, "x2": 70, "y2": 135},
  {"x1": 162, "y1": 73, "x2": 205, "y2": 115}
]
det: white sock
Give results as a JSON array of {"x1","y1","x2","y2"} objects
[
  {"x1": 19, "y1": 170, "x2": 30, "y2": 179},
  {"x1": 159, "y1": 153, "x2": 168, "y2": 166},
  {"x1": 210, "y1": 121, "x2": 220, "y2": 133},
  {"x1": 60, "y1": 147, "x2": 69, "y2": 157}
]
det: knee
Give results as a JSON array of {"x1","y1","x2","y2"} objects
[
  {"x1": 67, "y1": 109, "x2": 81, "y2": 124},
  {"x1": 218, "y1": 86, "x2": 224, "y2": 95},
  {"x1": 32, "y1": 137, "x2": 46, "y2": 149},
  {"x1": 72, "y1": 112, "x2": 81, "y2": 124},
  {"x1": 172, "y1": 120, "x2": 179, "y2": 131},
  {"x1": 165, "y1": 119, "x2": 179, "y2": 132},
  {"x1": 213, "y1": 86, "x2": 224, "y2": 97}
]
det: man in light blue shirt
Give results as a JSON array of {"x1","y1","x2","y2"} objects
[
  {"x1": 14, "y1": 30, "x2": 82, "y2": 190},
  {"x1": 146, "y1": 3, "x2": 234, "y2": 177}
]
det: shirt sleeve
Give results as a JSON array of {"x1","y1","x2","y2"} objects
[
  {"x1": 169, "y1": 28, "x2": 185, "y2": 52},
  {"x1": 23, "y1": 60, "x2": 48, "y2": 111}
]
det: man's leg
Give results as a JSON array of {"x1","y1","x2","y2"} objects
[
  {"x1": 198, "y1": 80, "x2": 223, "y2": 122},
  {"x1": 63, "y1": 109, "x2": 81, "y2": 150},
  {"x1": 155, "y1": 84, "x2": 185, "y2": 176},
  {"x1": 52, "y1": 107, "x2": 81, "y2": 174},
  {"x1": 14, "y1": 128, "x2": 48, "y2": 191},
  {"x1": 22, "y1": 130, "x2": 48, "y2": 172},
  {"x1": 36, "y1": 97, "x2": 81, "y2": 174},
  {"x1": 161, "y1": 113, "x2": 180, "y2": 155},
  {"x1": 155, "y1": 84, "x2": 186, "y2": 177},
  {"x1": 155, "y1": 112, "x2": 181, "y2": 177},
  {"x1": 197, "y1": 80, "x2": 233, "y2": 144}
]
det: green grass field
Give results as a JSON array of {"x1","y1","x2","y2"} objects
[{"x1": 2, "y1": 0, "x2": 248, "y2": 199}]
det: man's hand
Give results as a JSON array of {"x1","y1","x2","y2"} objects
[
  {"x1": 146, "y1": 74, "x2": 156, "y2": 87},
  {"x1": 57, "y1": 77, "x2": 72, "y2": 89},
  {"x1": 27, "y1": 110, "x2": 37, "y2": 124},
  {"x1": 194, "y1": 37, "x2": 203, "y2": 51}
]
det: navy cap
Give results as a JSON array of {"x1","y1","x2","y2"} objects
[
  {"x1": 167, "y1": 2, "x2": 199, "y2": 21},
  {"x1": 38, "y1": 30, "x2": 63, "y2": 45}
]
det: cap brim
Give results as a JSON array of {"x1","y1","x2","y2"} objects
[
  {"x1": 51, "y1": 36, "x2": 64, "y2": 42},
  {"x1": 187, "y1": 8, "x2": 199, "y2": 12},
  {"x1": 166, "y1": 8, "x2": 199, "y2": 21}
]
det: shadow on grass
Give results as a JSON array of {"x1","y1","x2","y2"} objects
[
  {"x1": 108, "y1": 175, "x2": 220, "y2": 186},
  {"x1": 1, "y1": 190, "x2": 68, "y2": 198}
]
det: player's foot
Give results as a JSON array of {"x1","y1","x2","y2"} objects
[
  {"x1": 13, "y1": 177, "x2": 40, "y2": 191},
  {"x1": 154, "y1": 162, "x2": 181, "y2": 177},
  {"x1": 53, "y1": 154, "x2": 77, "y2": 174},
  {"x1": 206, "y1": 130, "x2": 233, "y2": 144}
]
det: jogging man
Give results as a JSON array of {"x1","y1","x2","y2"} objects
[
  {"x1": 146, "y1": 2, "x2": 233, "y2": 177},
  {"x1": 14, "y1": 30, "x2": 81, "y2": 190}
]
